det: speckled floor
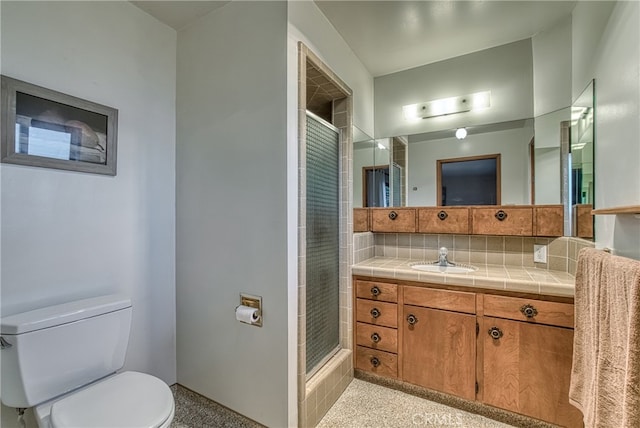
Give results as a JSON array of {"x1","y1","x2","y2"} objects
[
  {"x1": 170, "y1": 380, "x2": 524, "y2": 428},
  {"x1": 170, "y1": 385, "x2": 263, "y2": 428},
  {"x1": 317, "y1": 379, "x2": 515, "y2": 428}
]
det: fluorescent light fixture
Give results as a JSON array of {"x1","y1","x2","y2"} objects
[
  {"x1": 455, "y1": 128, "x2": 467, "y2": 139},
  {"x1": 403, "y1": 91, "x2": 491, "y2": 120}
]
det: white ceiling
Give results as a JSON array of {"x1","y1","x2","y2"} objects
[
  {"x1": 131, "y1": 0, "x2": 577, "y2": 76},
  {"x1": 131, "y1": 1, "x2": 229, "y2": 31},
  {"x1": 314, "y1": 0, "x2": 577, "y2": 77}
]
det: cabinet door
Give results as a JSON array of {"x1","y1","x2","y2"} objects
[
  {"x1": 482, "y1": 317, "x2": 583, "y2": 427},
  {"x1": 402, "y1": 305, "x2": 476, "y2": 400}
]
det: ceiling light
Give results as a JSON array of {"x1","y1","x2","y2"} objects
[
  {"x1": 402, "y1": 91, "x2": 491, "y2": 120},
  {"x1": 455, "y1": 128, "x2": 468, "y2": 139}
]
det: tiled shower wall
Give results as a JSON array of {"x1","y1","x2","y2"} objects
[{"x1": 355, "y1": 233, "x2": 594, "y2": 275}]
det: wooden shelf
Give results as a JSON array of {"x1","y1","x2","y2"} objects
[{"x1": 591, "y1": 205, "x2": 640, "y2": 215}]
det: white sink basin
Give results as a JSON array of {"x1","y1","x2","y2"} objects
[{"x1": 410, "y1": 263, "x2": 478, "y2": 274}]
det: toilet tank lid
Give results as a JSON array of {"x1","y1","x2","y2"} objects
[{"x1": 1, "y1": 294, "x2": 131, "y2": 335}]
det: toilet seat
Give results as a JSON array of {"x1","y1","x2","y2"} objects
[{"x1": 47, "y1": 371, "x2": 174, "y2": 428}]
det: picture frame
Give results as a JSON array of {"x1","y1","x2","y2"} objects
[{"x1": 1, "y1": 75, "x2": 118, "y2": 175}]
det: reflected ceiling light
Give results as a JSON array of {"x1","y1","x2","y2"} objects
[
  {"x1": 403, "y1": 91, "x2": 491, "y2": 120},
  {"x1": 377, "y1": 142, "x2": 386, "y2": 150},
  {"x1": 455, "y1": 128, "x2": 468, "y2": 139}
]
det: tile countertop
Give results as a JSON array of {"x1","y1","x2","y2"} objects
[{"x1": 352, "y1": 257, "x2": 576, "y2": 298}]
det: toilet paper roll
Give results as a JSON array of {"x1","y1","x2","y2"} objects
[{"x1": 235, "y1": 305, "x2": 261, "y2": 324}]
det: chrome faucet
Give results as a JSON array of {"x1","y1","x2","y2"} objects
[{"x1": 438, "y1": 247, "x2": 454, "y2": 267}]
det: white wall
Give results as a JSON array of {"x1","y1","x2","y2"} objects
[
  {"x1": 288, "y1": 0, "x2": 374, "y2": 137},
  {"x1": 408, "y1": 126, "x2": 532, "y2": 206},
  {"x1": 574, "y1": 1, "x2": 640, "y2": 259},
  {"x1": 572, "y1": 1, "x2": 616, "y2": 100},
  {"x1": 0, "y1": 0, "x2": 176, "y2": 391},
  {"x1": 374, "y1": 39, "x2": 534, "y2": 138},
  {"x1": 532, "y1": 16, "x2": 572, "y2": 117},
  {"x1": 176, "y1": 2, "x2": 291, "y2": 427}
]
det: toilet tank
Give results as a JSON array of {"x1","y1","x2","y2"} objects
[{"x1": 0, "y1": 294, "x2": 132, "y2": 408}]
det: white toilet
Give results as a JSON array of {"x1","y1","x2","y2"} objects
[{"x1": 0, "y1": 294, "x2": 175, "y2": 428}]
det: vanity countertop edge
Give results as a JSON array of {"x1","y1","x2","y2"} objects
[{"x1": 352, "y1": 257, "x2": 575, "y2": 298}]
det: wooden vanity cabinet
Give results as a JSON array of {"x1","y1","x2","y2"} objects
[
  {"x1": 480, "y1": 296, "x2": 582, "y2": 427},
  {"x1": 353, "y1": 276, "x2": 581, "y2": 427},
  {"x1": 401, "y1": 286, "x2": 477, "y2": 400}
]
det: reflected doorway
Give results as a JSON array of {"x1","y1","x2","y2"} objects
[
  {"x1": 437, "y1": 154, "x2": 501, "y2": 206},
  {"x1": 363, "y1": 163, "x2": 403, "y2": 207}
]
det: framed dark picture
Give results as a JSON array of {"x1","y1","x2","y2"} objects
[{"x1": 1, "y1": 75, "x2": 118, "y2": 175}]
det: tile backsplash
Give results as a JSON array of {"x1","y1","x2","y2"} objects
[{"x1": 354, "y1": 232, "x2": 594, "y2": 276}]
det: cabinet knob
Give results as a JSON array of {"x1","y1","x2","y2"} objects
[
  {"x1": 488, "y1": 326, "x2": 503, "y2": 340},
  {"x1": 370, "y1": 286, "x2": 381, "y2": 297},
  {"x1": 370, "y1": 308, "x2": 381, "y2": 318},
  {"x1": 520, "y1": 304, "x2": 538, "y2": 318},
  {"x1": 407, "y1": 314, "x2": 418, "y2": 325},
  {"x1": 388, "y1": 210, "x2": 398, "y2": 220},
  {"x1": 495, "y1": 210, "x2": 508, "y2": 221},
  {"x1": 370, "y1": 357, "x2": 380, "y2": 368},
  {"x1": 437, "y1": 210, "x2": 448, "y2": 220},
  {"x1": 371, "y1": 333, "x2": 381, "y2": 343}
]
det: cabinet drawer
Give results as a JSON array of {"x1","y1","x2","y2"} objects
[
  {"x1": 371, "y1": 208, "x2": 416, "y2": 233},
  {"x1": 356, "y1": 299, "x2": 397, "y2": 328},
  {"x1": 471, "y1": 207, "x2": 533, "y2": 236},
  {"x1": 534, "y1": 205, "x2": 563, "y2": 237},
  {"x1": 356, "y1": 280, "x2": 398, "y2": 303},
  {"x1": 483, "y1": 294, "x2": 574, "y2": 328},
  {"x1": 403, "y1": 286, "x2": 476, "y2": 314},
  {"x1": 417, "y1": 207, "x2": 470, "y2": 234},
  {"x1": 353, "y1": 208, "x2": 370, "y2": 232},
  {"x1": 355, "y1": 346, "x2": 398, "y2": 378},
  {"x1": 356, "y1": 322, "x2": 398, "y2": 353}
]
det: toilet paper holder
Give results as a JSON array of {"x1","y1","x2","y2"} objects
[{"x1": 237, "y1": 293, "x2": 262, "y2": 327}]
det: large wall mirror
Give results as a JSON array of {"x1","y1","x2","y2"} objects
[
  {"x1": 353, "y1": 103, "x2": 593, "y2": 240},
  {"x1": 352, "y1": 51, "x2": 595, "y2": 240}
]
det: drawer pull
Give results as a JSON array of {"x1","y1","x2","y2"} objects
[
  {"x1": 370, "y1": 357, "x2": 381, "y2": 368},
  {"x1": 495, "y1": 210, "x2": 508, "y2": 221},
  {"x1": 370, "y1": 286, "x2": 381, "y2": 297},
  {"x1": 407, "y1": 314, "x2": 418, "y2": 326},
  {"x1": 437, "y1": 210, "x2": 448, "y2": 220},
  {"x1": 488, "y1": 326, "x2": 503, "y2": 340},
  {"x1": 370, "y1": 308, "x2": 381, "y2": 318},
  {"x1": 520, "y1": 304, "x2": 538, "y2": 318},
  {"x1": 371, "y1": 333, "x2": 381, "y2": 343},
  {"x1": 388, "y1": 211, "x2": 398, "y2": 220}
]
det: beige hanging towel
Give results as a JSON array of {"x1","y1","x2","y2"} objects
[{"x1": 570, "y1": 248, "x2": 640, "y2": 428}]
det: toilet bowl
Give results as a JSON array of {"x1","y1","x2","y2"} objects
[
  {"x1": 0, "y1": 295, "x2": 175, "y2": 428},
  {"x1": 34, "y1": 372, "x2": 175, "y2": 428}
]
